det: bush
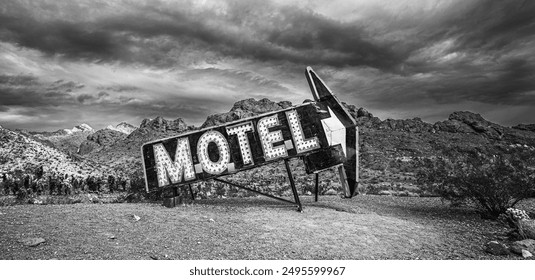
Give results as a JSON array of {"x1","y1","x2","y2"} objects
[
  {"x1": 125, "y1": 174, "x2": 149, "y2": 202},
  {"x1": 417, "y1": 149, "x2": 535, "y2": 219}
]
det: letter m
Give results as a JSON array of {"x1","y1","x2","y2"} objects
[{"x1": 152, "y1": 138, "x2": 196, "y2": 187}]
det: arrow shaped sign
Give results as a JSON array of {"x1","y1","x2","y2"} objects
[
  {"x1": 141, "y1": 66, "x2": 360, "y2": 204},
  {"x1": 321, "y1": 107, "x2": 347, "y2": 156},
  {"x1": 304, "y1": 67, "x2": 359, "y2": 198}
]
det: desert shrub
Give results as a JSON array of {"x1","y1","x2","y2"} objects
[
  {"x1": 214, "y1": 181, "x2": 227, "y2": 197},
  {"x1": 125, "y1": 174, "x2": 151, "y2": 202},
  {"x1": 417, "y1": 149, "x2": 535, "y2": 219},
  {"x1": 15, "y1": 186, "x2": 28, "y2": 201},
  {"x1": 0, "y1": 196, "x2": 17, "y2": 206},
  {"x1": 128, "y1": 175, "x2": 145, "y2": 193},
  {"x1": 302, "y1": 181, "x2": 316, "y2": 195}
]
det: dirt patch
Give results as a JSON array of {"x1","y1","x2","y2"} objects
[{"x1": 0, "y1": 196, "x2": 532, "y2": 259}]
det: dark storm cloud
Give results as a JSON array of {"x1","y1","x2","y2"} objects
[
  {"x1": 93, "y1": 6, "x2": 403, "y2": 69},
  {"x1": 0, "y1": 72, "x2": 218, "y2": 129},
  {"x1": 344, "y1": 55, "x2": 535, "y2": 110},
  {"x1": 404, "y1": 0, "x2": 535, "y2": 66},
  {"x1": 263, "y1": 7, "x2": 404, "y2": 69},
  {"x1": 76, "y1": 94, "x2": 95, "y2": 104},
  {"x1": 333, "y1": 0, "x2": 535, "y2": 113},
  {"x1": 1, "y1": 0, "x2": 535, "y2": 129},
  {"x1": 0, "y1": 84, "x2": 70, "y2": 107},
  {"x1": 47, "y1": 80, "x2": 85, "y2": 92},
  {"x1": 76, "y1": 91, "x2": 110, "y2": 104},
  {"x1": 0, "y1": 74, "x2": 77, "y2": 107},
  {"x1": 98, "y1": 85, "x2": 140, "y2": 92},
  {"x1": 0, "y1": 15, "x2": 122, "y2": 61},
  {"x1": 0, "y1": 0, "x2": 406, "y2": 70},
  {"x1": 93, "y1": 1, "x2": 405, "y2": 69},
  {"x1": 445, "y1": 0, "x2": 535, "y2": 53},
  {"x1": 0, "y1": 74, "x2": 39, "y2": 86},
  {"x1": 425, "y1": 58, "x2": 535, "y2": 105},
  {"x1": 3, "y1": 0, "x2": 535, "y2": 72}
]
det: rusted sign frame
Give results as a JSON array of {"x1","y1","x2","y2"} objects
[{"x1": 141, "y1": 67, "x2": 359, "y2": 210}]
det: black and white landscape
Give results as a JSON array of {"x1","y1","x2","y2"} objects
[{"x1": 0, "y1": 0, "x2": 534, "y2": 262}]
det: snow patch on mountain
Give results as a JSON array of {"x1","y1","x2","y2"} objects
[
  {"x1": 64, "y1": 123, "x2": 94, "y2": 134},
  {"x1": 106, "y1": 122, "x2": 137, "y2": 135}
]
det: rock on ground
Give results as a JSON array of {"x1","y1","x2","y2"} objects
[
  {"x1": 522, "y1": 249, "x2": 533, "y2": 258},
  {"x1": 324, "y1": 189, "x2": 338, "y2": 195},
  {"x1": 19, "y1": 237, "x2": 46, "y2": 247},
  {"x1": 510, "y1": 239, "x2": 535, "y2": 255},
  {"x1": 485, "y1": 241, "x2": 509, "y2": 256},
  {"x1": 104, "y1": 233, "x2": 116, "y2": 239},
  {"x1": 378, "y1": 190, "x2": 392, "y2": 196}
]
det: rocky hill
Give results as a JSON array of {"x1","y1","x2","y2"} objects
[
  {"x1": 106, "y1": 122, "x2": 137, "y2": 135},
  {"x1": 82, "y1": 98, "x2": 535, "y2": 191},
  {"x1": 201, "y1": 98, "x2": 292, "y2": 128},
  {"x1": 0, "y1": 126, "x2": 106, "y2": 178},
  {"x1": 340, "y1": 103, "x2": 535, "y2": 194},
  {"x1": 201, "y1": 99, "x2": 535, "y2": 195},
  {"x1": 30, "y1": 124, "x2": 95, "y2": 155},
  {"x1": 513, "y1": 124, "x2": 535, "y2": 133},
  {"x1": 81, "y1": 117, "x2": 194, "y2": 177},
  {"x1": 2, "y1": 97, "x2": 534, "y2": 197},
  {"x1": 78, "y1": 128, "x2": 127, "y2": 155}
]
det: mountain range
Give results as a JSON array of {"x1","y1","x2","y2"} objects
[
  {"x1": 1, "y1": 98, "x2": 534, "y2": 194},
  {"x1": 0, "y1": 125, "x2": 104, "y2": 177}
]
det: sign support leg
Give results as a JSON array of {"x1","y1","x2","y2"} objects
[
  {"x1": 162, "y1": 187, "x2": 181, "y2": 208},
  {"x1": 188, "y1": 184, "x2": 195, "y2": 200},
  {"x1": 338, "y1": 165, "x2": 352, "y2": 198},
  {"x1": 213, "y1": 178, "x2": 299, "y2": 206},
  {"x1": 314, "y1": 173, "x2": 319, "y2": 202},
  {"x1": 284, "y1": 159, "x2": 302, "y2": 212}
]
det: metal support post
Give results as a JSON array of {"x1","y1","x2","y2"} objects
[
  {"x1": 213, "y1": 178, "x2": 298, "y2": 205},
  {"x1": 188, "y1": 184, "x2": 195, "y2": 200},
  {"x1": 314, "y1": 173, "x2": 319, "y2": 202},
  {"x1": 284, "y1": 159, "x2": 302, "y2": 212}
]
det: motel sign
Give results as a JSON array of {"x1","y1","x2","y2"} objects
[{"x1": 142, "y1": 67, "x2": 359, "y2": 208}]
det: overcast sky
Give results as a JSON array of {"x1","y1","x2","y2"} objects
[{"x1": 1, "y1": 0, "x2": 534, "y2": 131}]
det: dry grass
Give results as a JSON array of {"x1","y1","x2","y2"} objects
[{"x1": 0, "y1": 195, "x2": 533, "y2": 260}]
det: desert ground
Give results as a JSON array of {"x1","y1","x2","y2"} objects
[{"x1": 1, "y1": 195, "x2": 532, "y2": 260}]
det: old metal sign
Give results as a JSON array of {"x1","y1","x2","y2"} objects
[{"x1": 141, "y1": 67, "x2": 359, "y2": 204}]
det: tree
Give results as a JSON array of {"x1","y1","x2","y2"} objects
[{"x1": 417, "y1": 148, "x2": 535, "y2": 219}]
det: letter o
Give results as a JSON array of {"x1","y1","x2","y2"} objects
[{"x1": 197, "y1": 130, "x2": 230, "y2": 174}]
